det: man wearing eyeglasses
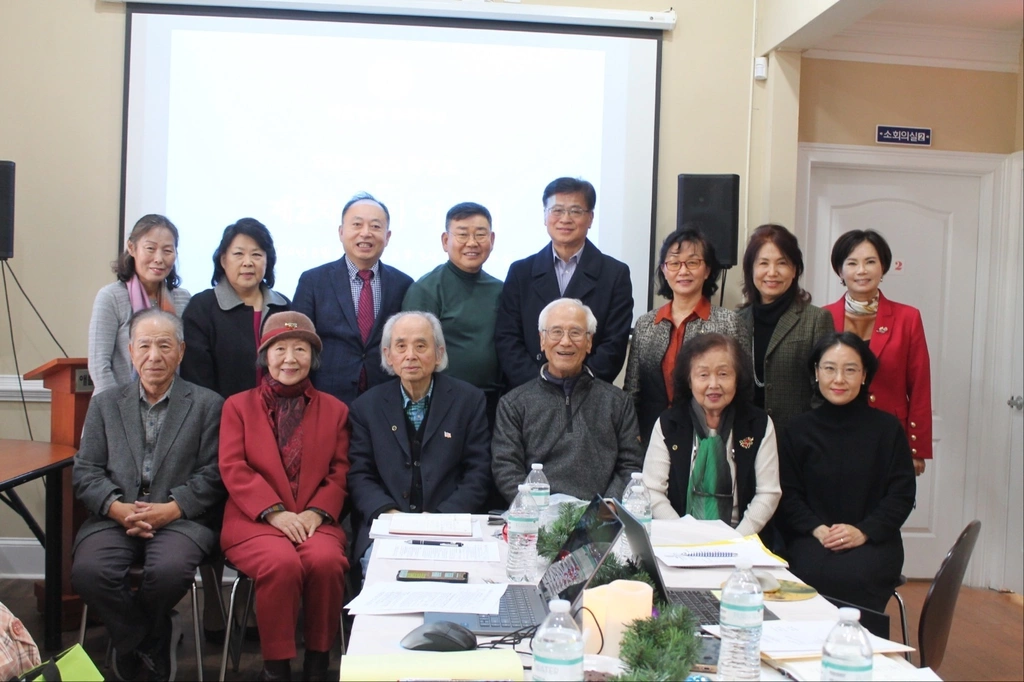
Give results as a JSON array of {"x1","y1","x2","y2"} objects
[
  {"x1": 495, "y1": 177, "x2": 633, "y2": 389},
  {"x1": 402, "y1": 202, "x2": 503, "y2": 425},
  {"x1": 492, "y1": 298, "x2": 643, "y2": 504}
]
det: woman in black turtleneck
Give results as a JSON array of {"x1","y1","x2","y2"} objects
[
  {"x1": 735, "y1": 224, "x2": 834, "y2": 432},
  {"x1": 778, "y1": 332, "x2": 916, "y2": 616}
]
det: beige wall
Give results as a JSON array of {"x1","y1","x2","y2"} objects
[
  {"x1": 0, "y1": 0, "x2": 763, "y2": 536},
  {"x1": 799, "y1": 58, "x2": 1020, "y2": 153},
  {"x1": 1017, "y1": 41, "x2": 1023, "y2": 152}
]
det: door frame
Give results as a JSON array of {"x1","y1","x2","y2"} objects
[{"x1": 796, "y1": 142, "x2": 1017, "y2": 589}]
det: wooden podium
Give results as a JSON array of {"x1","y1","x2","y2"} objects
[{"x1": 23, "y1": 358, "x2": 93, "y2": 631}]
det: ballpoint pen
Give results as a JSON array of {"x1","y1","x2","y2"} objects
[{"x1": 405, "y1": 540, "x2": 463, "y2": 547}]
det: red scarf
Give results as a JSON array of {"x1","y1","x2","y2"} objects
[{"x1": 259, "y1": 376, "x2": 311, "y2": 501}]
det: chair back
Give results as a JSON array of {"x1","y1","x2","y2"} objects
[{"x1": 918, "y1": 520, "x2": 982, "y2": 670}]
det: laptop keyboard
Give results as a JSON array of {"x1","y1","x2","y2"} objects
[
  {"x1": 666, "y1": 588, "x2": 778, "y2": 625},
  {"x1": 478, "y1": 587, "x2": 535, "y2": 630}
]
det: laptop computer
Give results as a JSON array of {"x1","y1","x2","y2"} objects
[
  {"x1": 608, "y1": 500, "x2": 778, "y2": 625},
  {"x1": 423, "y1": 495, "x2": 623, "y2": 636}
]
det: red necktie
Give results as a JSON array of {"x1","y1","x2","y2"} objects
[{"x1": 357, "y1": 270, "x2": 375, "y2": 392}]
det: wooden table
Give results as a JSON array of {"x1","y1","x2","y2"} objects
[{"x1": 0, "y1": 439, "x2": 77, "y2": 650}]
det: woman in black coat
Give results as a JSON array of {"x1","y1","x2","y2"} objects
[
  {"x1": 182, "y1": 218, "x2": 290, "y2": 398},
  {"x1": 778, "y1": 332, "x2": 915, "y2": 614}
]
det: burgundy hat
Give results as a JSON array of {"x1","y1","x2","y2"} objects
[{"x1": 258, "y1": 311, "x2": 322, "y2": 354}]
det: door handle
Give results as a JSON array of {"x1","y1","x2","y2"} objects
[{"x1": 1008, "y1": 396, "x2": 1024, "y2": 410}]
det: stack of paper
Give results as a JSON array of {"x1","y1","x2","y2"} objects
[
  {"x1": 344, "y1": 581, "x2": 507, "y2": 615},
  {"x1": 341, "y1": 649, "x2": 524, "y2": 681},
  {"x1": 389, "y1": 512, "x2": 473, "y2": 536},
  {"x1": 769, "y1": 654, "x2": 940, "y2": 681},
  {"x1": 372, "y1": 538, "x2": 501, "y2": 563},
  {"x1": 702, "y1": 621, "x2": 914, "y2": 659},
  {"x1": 370, "y1": 514, "x2": 484, "y2": 542},
  {"x1": 653, "y1": 535, "x2": 788, "y2": 568}
]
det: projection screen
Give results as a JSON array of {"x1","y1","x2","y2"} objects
[{"x1": 124, "y1": 7, "x2": 661, "y2": 318}]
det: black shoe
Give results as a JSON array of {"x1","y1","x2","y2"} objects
[
  {"x1": 138, "y1": 610, "x2": 181, "y2": 682},
  {"x1": 111, "y1": 647, "x2": 139, "y2": 682},
  {"x1": 203, "y1": 626, "x2": 226, "y2": 644},
  {"x1": 303, "y1": 650, "x2": 331, "y2": 682},
  {"x1": 257, "y1": 659, "x2": 292, "y2": 681}
]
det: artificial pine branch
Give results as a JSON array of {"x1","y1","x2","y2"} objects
[{"x1": 612, "y1": 604, "x2": 702, "y2": 681}]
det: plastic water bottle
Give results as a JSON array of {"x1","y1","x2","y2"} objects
[
  {"x1": 623, "y1": 472, "x2": 653, "y2": 535},
  {"x1": 821, "y1": 608, "x2": 873, "y2": 681},
  {"x1": 717, "y1": 560, "x2": 763, "y2": 680},
  {"x1": 525, "y1": 463, "x2": 551, "y2": 510},
  {"x1": 506, "y1": 484, "x2": 539, "y2": 582},
  {"x1": 532, "y1": 599, "x2": 584, "y2": 682}
]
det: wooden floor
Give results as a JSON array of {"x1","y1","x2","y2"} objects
[{"x1": 0, "y1": 577, "x2": 1021, "y2": 680}]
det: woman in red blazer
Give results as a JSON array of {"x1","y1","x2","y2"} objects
[
  {"x1": 219, "y1": 312, "x2": 350, "y2": 682},
  {"x1": 824, "y1": 230, "x2": 932, "y2": 475}
]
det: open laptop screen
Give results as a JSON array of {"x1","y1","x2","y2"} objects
[{"x1": 537, "y1": 496, "x2": 623, "y2": 610}]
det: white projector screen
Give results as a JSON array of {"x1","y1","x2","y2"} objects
[{"x1": 124, "y1": 9, "x2": 660, "y2": 320}]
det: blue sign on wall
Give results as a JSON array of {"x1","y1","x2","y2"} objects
[{"x1": 876, "y1": 125, "x2": 931, "y2": 146}]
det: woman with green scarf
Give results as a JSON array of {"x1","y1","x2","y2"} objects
[{"x1": 641, "y1": 333, "x2": 781, "y2": 539}]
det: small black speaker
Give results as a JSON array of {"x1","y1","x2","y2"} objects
[
  {"x1": 677, "y1": 173, "x2": 740, "y2": 268},
  {"x1": 0, "y1": 161, "x2": 14, "y2": 260}
]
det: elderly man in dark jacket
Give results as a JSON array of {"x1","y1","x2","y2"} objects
[
  {"x1": 72, "y1": 308, "x2": 225, "y2": 682},
  {"x1": 492, "y1": 298, "x2": 644, "y2": 504},
  {"x1": 348, "y1": 311, "x2": 492, "y2": 568}
]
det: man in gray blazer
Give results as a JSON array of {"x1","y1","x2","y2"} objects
[{"x1": 72, "y1": 308, "x2": 224, "y2": 682}]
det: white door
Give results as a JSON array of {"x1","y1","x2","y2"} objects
[
  {"x1": 805, "y1": 166, "x2": 982, "y2": 578},
  {"x1": 1003, "y1": 207, "x2": 1024, "y2": 594}
]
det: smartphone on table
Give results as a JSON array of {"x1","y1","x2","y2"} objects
[{"x1": 396, "y1": 569, "x2": 469, "y2": 584}]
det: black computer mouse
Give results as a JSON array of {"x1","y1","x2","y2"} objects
[{"x1": 400, "y1": 621, "x2": 478, "y2": 652}]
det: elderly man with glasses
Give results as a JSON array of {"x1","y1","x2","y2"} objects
[
  {"x1": 491, "y1": 298, "x2": 644, "y2": 504},
  {"x1": 495, "y1": 177, "x2": 633, "y2": 389}
]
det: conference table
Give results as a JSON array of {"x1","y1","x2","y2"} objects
[
  {"x1": 346, "y1": 514, "x2": 920, "y2": 679},
  {"x1": 0, "y1": 439, "x2": 77, "y2": 651}
]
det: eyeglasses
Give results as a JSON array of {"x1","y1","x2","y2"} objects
[
  {"x1": 816, "y1": 364, "x2": 864, "y2": 379},
  {"x1": 546, "y1": 207, "x2": 591, "y2": 219},
  {"x1": 663, "y1": 258, "x2": 705, "y2": 272},
  {"x1": 450, "y1": 230, "x2": 491, "y2": 245},
  {"x1": 542, "y1": 327, "x2": 590, "y2": 342}
]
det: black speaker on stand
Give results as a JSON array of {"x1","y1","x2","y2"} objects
[
  {"x1": 676, "y1": 173, "x2": 740, "y2": 268},
  {"x1": 0, "y1": 161, "x2": 14, "y2": 260}
]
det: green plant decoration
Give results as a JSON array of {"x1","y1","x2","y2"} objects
[
  {"x1": 536, "y1": 502, "x2": 704, "y2": 678},
  {"x1": 612, "y1": 605, "x2": 702, "y2": 681}
]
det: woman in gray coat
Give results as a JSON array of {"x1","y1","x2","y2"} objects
[
  {"x1": 87, "y1": 214, "x2": 190, "y2": 395},
  {"x1": 624, "y1": 226, "x2": 748, "y2": 445},
  {"x1": 735, "y1": 224, "x2": 834, "y2": 432}
]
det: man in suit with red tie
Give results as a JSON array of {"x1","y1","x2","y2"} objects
[{"x1": 294, "y1": 193, "x2": 413, "y2": 406}]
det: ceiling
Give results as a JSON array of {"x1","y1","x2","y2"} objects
[{"x1": 864, "y1": 0, "x2": 1024, "y2": 33}]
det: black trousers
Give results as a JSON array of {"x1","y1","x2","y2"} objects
[{"x1": 71, "y1": 527, "x2": 205, "y2": 652}]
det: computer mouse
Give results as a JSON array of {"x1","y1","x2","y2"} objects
[{"x1": 400, "y1": 621, "x2": 478, "y2": 652}]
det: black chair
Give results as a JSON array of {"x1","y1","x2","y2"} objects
[
  {"x1": 892, "y1": 574, "x2": 911, "y2": 661},
  {"x1": 916, "y1": 519, "x2": 982, "y2": 670}
]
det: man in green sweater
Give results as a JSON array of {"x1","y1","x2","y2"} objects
[{"x1": 402, "y1": 202, "x2": 503, "y2": 426}]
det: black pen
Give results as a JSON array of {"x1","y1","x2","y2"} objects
[{"x1": 406, "y1": 540, "x2": 463, "y2": 547}]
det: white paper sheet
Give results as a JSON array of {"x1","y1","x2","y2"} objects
[
  {"x1": 388, "y1": 512, "x2": 474, "y2": 536},
  {"x1": 653, "y1": 535, "x2": 788, "y2": 568},
  {"x1": 372, "y1": 538, "x2": 501, "y2": 563},
  {"x1": 771, "y1": 655, "x2": 940, "y2": 681},
  {"x1": 369, "y1": 516, "x2": 484, "y2": 542},
  {"x1": 344, "y1": 581, "x2": 508, "y2": 615},
  {"x1": 702, "y1": 620, "x2": 915, "y2": 658}
]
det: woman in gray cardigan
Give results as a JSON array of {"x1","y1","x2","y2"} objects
[
  {"x1": 624, "y1": 226, "x2": 749, "y2": 446},
  {"x1": 87, "y1": 214, "x2": 190, "y2": 394}
]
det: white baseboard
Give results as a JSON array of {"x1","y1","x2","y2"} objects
[{"x1": 0, "y1": 538, "x2": 44, "y2": 579}]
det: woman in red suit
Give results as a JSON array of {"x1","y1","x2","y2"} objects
[
  {"x1": 824, "y1": 230, "x2": 932, "y2": 475},
  {"x1": 219, "y1": 311, "x2": 350, "y2": 681}
]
